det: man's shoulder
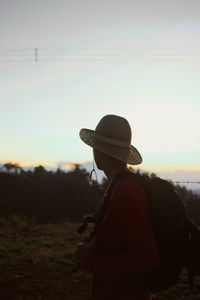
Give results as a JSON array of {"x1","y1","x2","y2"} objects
[{"x1": 112, "y1": 176, "x2": 146, "y2": 197}]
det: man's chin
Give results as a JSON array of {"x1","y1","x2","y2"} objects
[
  {"x1": 96, "y1": 165, "x2": 102, "y2": 171},
  {"x1": 95, "y1": 162, "x2": 102, "y2": 171}
]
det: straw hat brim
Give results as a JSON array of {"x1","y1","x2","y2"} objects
[{"x1": 80, "y1": 128, "x2": 142, "y2": 165}]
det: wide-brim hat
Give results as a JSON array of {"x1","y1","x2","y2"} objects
[{"x1": 79, "y1": 115, "x2": 142, "y2": 165}]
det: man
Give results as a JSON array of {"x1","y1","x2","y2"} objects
[{"x1": 75, "y1": 114, "x2": 160, "y2": 300}]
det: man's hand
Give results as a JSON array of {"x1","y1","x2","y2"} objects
[{"x1": 75, "y1": 237, "x2": 96, "y2": 269}]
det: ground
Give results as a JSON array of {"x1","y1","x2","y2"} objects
[
  {"x1": 0, "y1": 264, "x2": 92, "y2": 300},
  {"x1": 0, "y1": 218, "x2": 199, "y2": 299}
]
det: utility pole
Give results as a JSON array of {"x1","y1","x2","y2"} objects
[{"x1": 34, "y1": 48, "x2": 38, "y2": 62}]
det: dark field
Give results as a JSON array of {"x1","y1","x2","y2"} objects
[{"x1": 0, "y1": 218, "x2": 200, "y2": 300}]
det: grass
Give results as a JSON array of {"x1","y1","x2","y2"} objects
[
  {"x1": 0, "y1": 217, "x2": 92, "y2": 299},
  {"x1": 0, "y1": 217, "x2": 80, "y2": 265}
]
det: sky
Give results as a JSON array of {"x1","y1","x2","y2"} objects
[{"x1": 0, "y1": 0, "x2": 200, "y2": 185}]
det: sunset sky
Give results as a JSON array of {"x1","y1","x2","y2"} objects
[{"x1": 0, "y1": 0, "x2": 199, "y2": 185}]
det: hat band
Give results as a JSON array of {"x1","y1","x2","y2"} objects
[{"x1": 94, "y1": 132, "x2": 130, "y2": 148}]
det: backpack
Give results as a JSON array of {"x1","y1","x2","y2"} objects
[{"x1": 135, "y1": 175, "x2": 200, "y2": 292}]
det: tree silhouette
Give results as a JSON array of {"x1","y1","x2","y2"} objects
[
  {"x1": 3, "y1": 162, "x2": 15, "y2": 173},
  {"x1": 33, "y1": 165, "x2": 47, "y2": 177},
  {"x1": 0, "y1": 162, "x2": 199, "y2": 224}
]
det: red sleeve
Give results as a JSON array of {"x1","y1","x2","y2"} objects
[{"x1": 92, "y1": 180, "x2": 160, "y2": 279}]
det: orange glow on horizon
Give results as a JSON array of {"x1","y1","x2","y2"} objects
[{"x1": 0, "y1": 159, "x2": 85, "y2": 170}]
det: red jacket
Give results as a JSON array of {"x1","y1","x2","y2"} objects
[{"x1": 90, "y1": 178, "x2": 160, "y2": 300}]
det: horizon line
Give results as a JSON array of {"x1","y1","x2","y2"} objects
[{"x1": 0, "y1": 160, "x2": 200, "y2": 174}]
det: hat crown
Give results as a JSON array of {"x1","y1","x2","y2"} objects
[{"x1": 95, "y1": 115, "x2": 132, "y2": 143}]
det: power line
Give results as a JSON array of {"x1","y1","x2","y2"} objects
[
  {"x1": 173, "y1": 181, "x2": 200, "y2": 184},
  {"x1": 0, "y1": 46, "x2": 199, "y2": 62}
]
